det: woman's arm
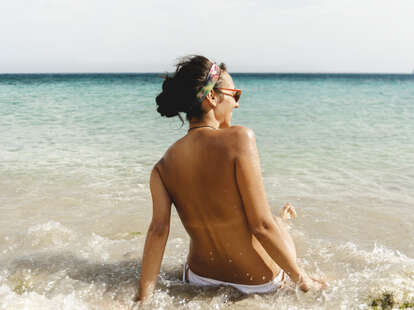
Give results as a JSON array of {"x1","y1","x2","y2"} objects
[
  {"x1": 273, "y1": 203, "x2": 298, "y2": 259},
  {"x1": 233, "y1": 127, "x2": 316, "y2": 291},
  {"x1": 136, "y1": 165, "x2": 172, "y2": 301}
]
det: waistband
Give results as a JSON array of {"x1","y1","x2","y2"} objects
[{"x1": 183, "y1": 263, "x2": 285, "y2": 294}]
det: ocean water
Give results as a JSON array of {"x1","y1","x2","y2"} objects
[{"x1": 1, "y1": 73, "x2": 414, "y2": 309}]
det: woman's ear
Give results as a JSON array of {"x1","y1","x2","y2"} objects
[{"x1": 206, "y1": 89, "x2": 218, "y2": 108}]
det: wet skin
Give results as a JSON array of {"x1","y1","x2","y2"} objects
[{"x1": 158, "y1": 126, "x2": 281, "y2": 284}]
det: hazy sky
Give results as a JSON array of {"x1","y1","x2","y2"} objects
[{"x1": 1, "y1": 0, "x2": 413, "y2": 73}]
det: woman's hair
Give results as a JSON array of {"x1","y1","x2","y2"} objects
[{"x1": 156, "y1": 55, "x2": 227, "y2": 122}]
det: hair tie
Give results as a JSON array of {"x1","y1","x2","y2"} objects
[{"x1": 195, "y1": 63, "x2": 220, "y2": 103}]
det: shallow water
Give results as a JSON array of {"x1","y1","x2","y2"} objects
[{"x1": 1, "y1": 73, "x2": 414, "y2": 309}]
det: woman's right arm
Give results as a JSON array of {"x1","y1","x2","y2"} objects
[
  {"x1": 233, "y1": 126, "x2": 315, "y2": 291},
  {"x1": 136, "y1": 165, "x2": 172, "y2": 302}
]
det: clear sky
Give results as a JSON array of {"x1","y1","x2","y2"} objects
[{"x1": 1, "y1": 0, "x2": 413, "y2": 73}]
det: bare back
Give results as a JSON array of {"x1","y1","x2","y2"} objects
[{"x1": 157, "y1": 126, "x2": 280, "y2": 285}]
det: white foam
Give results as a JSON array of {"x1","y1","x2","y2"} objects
[
  {"x1": 28, "y1": 221, "x2": 72, "y2": 235},
  {"x1": 0, "y1": 285, "x2": 89, "y2": 310},
  {"x1": 25, "y1": 221, "x2": 75, "y2": 250}
]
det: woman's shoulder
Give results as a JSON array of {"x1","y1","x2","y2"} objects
[
  {"x1": 156, "y1": 135, "x2": 188, "y2": 168},
  {"x1": 220, "y1": 126, "x2": 257, "y2": 154},
  {"x1": 226, "y1": 125, "x2": 256, "y2": 143},
  {"x1": 227, "y1": 125, "x2": 255, "y2": 139}
]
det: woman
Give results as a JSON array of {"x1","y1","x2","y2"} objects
[{"x1": 136, "y1": 56, "x2": 324, "y2": 302}]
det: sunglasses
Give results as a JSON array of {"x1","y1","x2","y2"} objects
[{"x1": 216, "y1": 88, "x2": 242, "y2": 102}]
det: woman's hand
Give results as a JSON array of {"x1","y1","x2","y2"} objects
[
  {"x1": 297, "y1": 272, "x2": 328, "y2": 292},
  {"x1": 130, "y1": 291, "x2": 141, "y2": 309},
  {"x1": 280, "y1": 203, "x2": 297, "y2": 220},
  {"x1": 130, "y1": 291, "x2": 150, "y2": 310}
]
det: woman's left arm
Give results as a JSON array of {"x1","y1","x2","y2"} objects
[{"x1": 136, "y1": 165, "x2": 172, "y2": 302}]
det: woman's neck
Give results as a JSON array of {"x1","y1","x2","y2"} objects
[{"x1": 189, "y1": 113, "x2": 220, "y2": 130}]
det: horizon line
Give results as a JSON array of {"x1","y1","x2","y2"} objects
[{"x1": 1, "y1": 71, "x2": 413, "y2": 75}]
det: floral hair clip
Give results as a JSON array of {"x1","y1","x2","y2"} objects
[{"x1": 196, "y1": 63, "x2": 221, "y2": 103}]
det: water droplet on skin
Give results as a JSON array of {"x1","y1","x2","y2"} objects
[
  {"x1": 246, "y1": 273, "x2": 250, "y2": 277},
  {"x1": 209, "y1": 251, "x2": 213, "y2": 255},
  {"x1": 228, "y1": 259, "x2": 232, "y2": 263},
  {"x1": 262, "y1": 276, "x2": 266, "y2": 280},
  {"x1": 250, "y1": 276, "x2": 253, "y2": 281}
]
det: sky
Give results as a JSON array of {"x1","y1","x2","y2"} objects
[{"x1": 1, "y1": 0, "x2": 413, "y2": 73}]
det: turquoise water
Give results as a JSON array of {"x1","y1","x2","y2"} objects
[{"x1": 1, "y1": 73, "x2": 414, "y2": 309}]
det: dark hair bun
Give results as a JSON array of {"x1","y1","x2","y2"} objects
[
  {"x1": 155, "y1": 72, "x2": 200, "y2": 121},
  {"x1": 156, "y1": 75, "x2": 183, "y2": 118}
]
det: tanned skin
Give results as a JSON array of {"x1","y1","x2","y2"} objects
[{"x1": 135, "y1": 71, "x2": 326, "y2": 304}]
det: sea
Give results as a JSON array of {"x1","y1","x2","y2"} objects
[{"x1": 1, "y1": 73, "x2": 413, "y2": 309}]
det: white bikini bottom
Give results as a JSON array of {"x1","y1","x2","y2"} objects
[{"x1": 183, "y1": 263, "x2": 285, "y2": 294}]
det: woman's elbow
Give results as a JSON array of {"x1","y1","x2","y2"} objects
[
  {"x1": 250, "y1": 219, "x2": 277, "y2": 238},
  {"x1": 148, "y1": 222, "x2": 170, "y2": 237}
]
